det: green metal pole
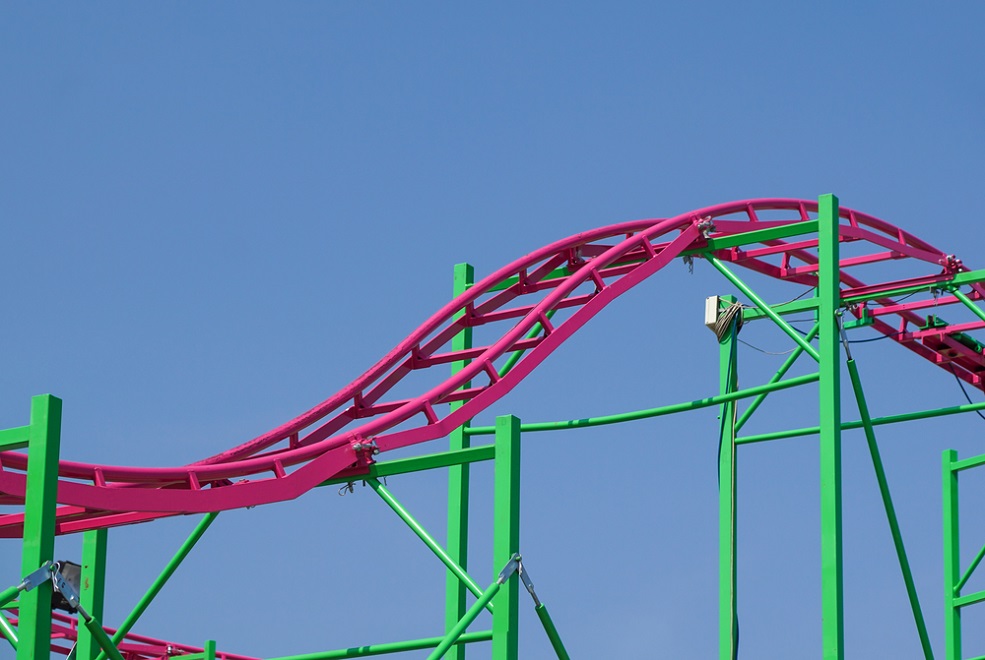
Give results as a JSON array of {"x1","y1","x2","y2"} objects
[
  {"x1": 846, "y1": 359, "x2": 933, "y2": 658},
  {"x1": 0, "y1": 585, "x2": 19, "y2": 609},
  {"x1": 76, "y1": 528, "x2": 109, "y2": 660},
  {"x1": 708, "y1": 256, "x2": 821, "y2": 362},
  {"x1": 267, "y1": 631, "x2": 494, "y2": 660},
  {"x1": 95, "y1": 512, "x2": 219, "y2": 660},
  {"x1": 432, "y1": 581, "x2": 503, "y2": 660},
  {"x1": 465, "y1": 372, "x2": 820, "y2": 436},
  {"x1": 717, "y1": 295, "x2": 739, "y2": 660},
  {"x1": 446, "y1": 262, "x2": 473, "y2": 660},
  {"x1": 0, "y1": 611, "x2": 17, "y2": 650},
  {"x1": 737, "y1": 399, "x2": 985, "y2": 445},
  {"x1": 943, "y1": 449, "x2": 961, "y2": 660},
  {"x1": 735, "y1": 323, "x2": 820, "y2": 433},
  {"x1": 534, "y1": 604, "x2": 569, "y2": 660},
  {"x1": 492, "y1": 415, "x2": 521, "y2": 660},
  {"x1": 80, "y1": 612, "x2": 126, "y2": 660},
  {"x1": 949, "y1": 287, "x2": 985, "y2": 324},
  {"x1": 818, "y1": 193, "x2": 844, "y2": 660},
  {"x1": 367, "y1": 478, "x2": 490, "y2": 609},
  {"x1": 18, "y1": 394, "x2": 62, "y2": 660}
]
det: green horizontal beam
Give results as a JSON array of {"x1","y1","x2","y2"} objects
[
  {"x1": 489, "y1": 221, "x2": 824, "y2": 293},
  {"x1": 0, "y1": 426, "x2": 30, "y2": 451},
  {"x1": 738, "y1": 399, "x2": 985, "y2": 445},
  {"x1": 741, "y1": 298, "x2": 819, "y2": 321},
  {"x1": 841, "y1": 268, "x2": 985, "y2": 306},
  {"x1": 266, "y1": 630, "x2": 493, "y2": 660},
  {"x1": 320, "y1": 445, "x2": 496, "y2": 487},
  {"x1": 952, "y1": 452, "x2": 985, "y2": 473},
  {"x1": 466, "y1": 372, "x2": 820, "y2": 436},
  {"x1": 694, "y1": 220, "x2": 819, "y2": 254},
  {"x1": 954, "y1": 589, "x2": 985, "y2": 609}
]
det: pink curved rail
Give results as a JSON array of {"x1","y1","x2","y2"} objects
[{"x1": 2, "y1": 198, "x2": 982, "y2": 537}]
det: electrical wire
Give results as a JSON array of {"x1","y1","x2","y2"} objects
[
  {"x1": 949, "y1": 364, "x2": 985, "y2": 422},
  {"x1": 738, "y1": 339, "x2": 797, "y2": 355}
]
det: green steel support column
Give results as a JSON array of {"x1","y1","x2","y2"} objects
[
  {"x1": 492, "y1": 415, "x2": 521, "y2": 660},
  {"x1": 717, "y1": 295, "x2": 739, "y2": 660},
  {"x1": 96, "y1": 512, "x2": 219, "y2": 660},
  {"x1": 943, "y1": 449, "x2": 961, "y2": 660},
  {"x1": 818, "y1": 194, "x2": 844, "y2": 660},
  {"x1": 846, "y1": 360, "x2": 933, "y2": 658},
  {"x1": 76, "y1": 528, "x2": 109, "y2": 660},
  {"x1": 18, "y1": 394, "x2": 62, "y2": 660},
  {"x1": 446, "y1": 262, "x2": 474, "y2": 660}
]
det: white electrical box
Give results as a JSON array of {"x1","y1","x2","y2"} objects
[{"x1": 704, "y1": 295, "x2": 720, "y2": 330}]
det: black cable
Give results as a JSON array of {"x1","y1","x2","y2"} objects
[{"x1": 949, "y1": 364, "x2": 985, "y2": 422}]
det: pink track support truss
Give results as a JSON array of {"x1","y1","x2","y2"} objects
[{"x1": 1, "y1": 198, "x2": 981, "y2": 536}]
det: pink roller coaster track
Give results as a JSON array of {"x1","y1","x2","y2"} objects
[{"x1": 1, "y1": 198, "x2": 981, "y2": 538}]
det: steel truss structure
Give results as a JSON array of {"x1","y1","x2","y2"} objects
[{"x1": 3, "y1": 195, "x2": 985, "y2": 658}]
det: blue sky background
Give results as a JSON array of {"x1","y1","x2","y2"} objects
[{"x1": 2, "y1": 3, "x2": 984, "y2": 658}]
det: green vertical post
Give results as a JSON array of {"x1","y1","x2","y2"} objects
[
  {"x1": 18, "y1": 394, "x2": 62, "y2": 660},
  {"x1": 818, "y1": 194, "x2": 844, "y2": 659},
  {"x1": 446, "y1": 262, "x2": 474, "y2": 660},
  {"x1": 717, "y1": 295, "x2": 739, "y2": 660},
  {"x1": 943, "y1": 449, "x2": 961, "y2": 660},
  {"x1": 492, "y1": 415, "x2": 521, "y2": 660},
  {"x1": 76, "y1": 528, "x2": 109, "y2": 660}
]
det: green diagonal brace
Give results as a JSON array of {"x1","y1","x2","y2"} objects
[
  {"x1": 846, "y1": 359, "x2": 933, "y2": 658},
  {"x1": 707, "y1": 255, "x2": 820, "y2": 362},
  {"x1": 96, "y1": 512, "x2": 219, "y2": 660},
  {"x1": 735, "y1": 323, "x2": 820, "y2": 433},
  {"x1": 368, "y1": 478, "x2": 490, "y2": 611}
]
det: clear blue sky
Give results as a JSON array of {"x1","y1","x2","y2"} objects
[{"x1": 2, "y1": 3, "x2": 984, "y2": 658}]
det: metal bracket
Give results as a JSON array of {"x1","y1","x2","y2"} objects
[
  {"x1": 497, "y1": 553, "x2": 522, "y2": 585},
  {"x1": 19, "y1": 560, "x2": 54, "y2": 592}
]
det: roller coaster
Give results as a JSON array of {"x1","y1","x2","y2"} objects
[{"x1": 3, "y1": 195, "x2": 985, "y2": 658}]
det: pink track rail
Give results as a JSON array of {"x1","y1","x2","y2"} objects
[{"x1": 2, "y1": 198, "x2": 982, "y2": 536}]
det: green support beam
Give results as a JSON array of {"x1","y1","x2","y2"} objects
[
  {"x1": 368, "y1": 478, "x2": 490, "y2": 611},
  {"x1": 818, "y1": 194, "x2": 844, "y2": 660},
  {"x1": 717, "y1": 295, "x2": 739, "y2": 660},
  {"x1": 76, "y1": 528, "x2": 109, "y2": 660},
  {"x1": 492, "y1": 416, "x2": 521, "y2": 660},
  {"x1": 321, "y1": 446, "x2": 496, "y2": 487},
  {"x1": 18, "y1": 394, "x2": 62, "y2": 660},
  {"x1": 465, "y1": 372, "x2": 820, "y2": 436},
  {"x1": 446, "y1": 262, "x2": 474, "y2": 660},
  {"x1": 96, "y1": 512, "x2": 219, "y2": 660},
  {"x1": 735, "y1": 323, "x2": 820, "y2": 433},
  {"x1": 846, "y1": 359, "x2": 933, "y2": 658},
  {"x1": 943, "y1": 449, "x2": 961, "y2": 660},
  {"x1": 708, "y1": 255, "x2": 820, "y2": 362},
  {"x1": 267, "y1": 631, "x2": 494, "y2": 660},
  {"x1": 738, "y1": 399, "x2": 985, "y2": 445}
]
